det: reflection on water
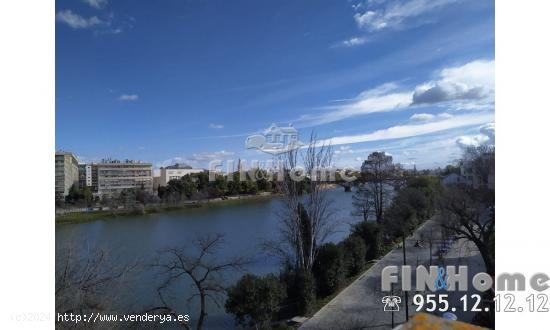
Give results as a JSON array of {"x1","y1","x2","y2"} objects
[{"x1": 56, "y1": 189, "x2": 361, "y2": 328}]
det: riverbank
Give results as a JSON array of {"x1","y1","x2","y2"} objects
[
  {"x1": 55, "y1": 192, "x2": 278, "y2": 224},
  {"x1": 55, "y1": 185, "x2": 348, "y2": 224}
]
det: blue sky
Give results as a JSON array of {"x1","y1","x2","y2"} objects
[{"x1": 56, "y1": 0, "x2": 495, "y2": 170}]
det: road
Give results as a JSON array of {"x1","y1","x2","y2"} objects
[{"x1": 300, "y1": 219, "x2": 486, "y2": 330}]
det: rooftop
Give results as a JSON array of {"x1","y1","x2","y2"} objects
[
  {"x1": 96, "y1": 159, "x2": 152, "y2": 166},
  {"x1": 164, "y1": 163, "x2": 193, "y2": 169}
]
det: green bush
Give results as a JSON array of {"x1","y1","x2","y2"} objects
[
  {"x1": 281, "y1": 268, "x2": 316, "y2": 316},
  {"x1": 340, "y1": 235, "x2": 366, "y2": 276},
  {"x1": 351, "y1": 221, "x2": 382, "y2": 261},
  {"x1": 225, "y1": 274, "x2": 286, "y2": 329},
  {"x1": 312, "y1": 243, "x2": 345, "y2": 297}
]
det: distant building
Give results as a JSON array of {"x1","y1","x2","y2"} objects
[
  {"x1": 460, "y1": 150, "x2": 495, "y2": 190},
  {"x1": 153, "y1": 176, "x2": 161, "y2": 190},
  {"x1": 442, "y1": 173, "x2": 463, "y2": 186},
  {"x1": 159, "y1": 163, "x2": 204, "y2": 186},
  {"x1": 55, "y1": 151, "x2": 79, "y2": 200},
  {"x1": 96, "y1": 159, "x2": 153, "y2": 197},
  {"x1": 78, "y1": 163, "x2": 98, "y2": 193},
  {"x1": 460, "y1": 157, "x2": 495, "y2": 190}
]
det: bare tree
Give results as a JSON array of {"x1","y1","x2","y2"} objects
[
  {"x1": 360, "y1": 151, "x2": 396, "y2": 223},
  {"x1": 438, "y1": 185, "x2": 495, "y2": 275},
  {"x1": 463, "y1": 145, "x2": 495, "y2": 188},
  {"x1": 150, "y1": 234, "x2": 249, "y2": 330},
  {"x1": 56, "y1": 245, "x2": 137, "y2": 328},
  {"x1": 268, "y1": 133, "x2": 336, "y2": 273},
  {"x1": 351, "y1": 183, "x2": 373, "y2": 221}
]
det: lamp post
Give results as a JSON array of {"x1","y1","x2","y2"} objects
[{"x1": 402, "y1": 233, "x2": 409, "y2": 322}]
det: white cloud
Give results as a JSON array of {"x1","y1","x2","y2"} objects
[
  {"x1": 438, "y1": 112, "x2": 453, "y2": 119},
  {"x1": 158, "y1": 150, "x2": 235, "y2": 169},
  {"x1": 410, "y1": 113, "x2": 435, "y2": 121},
  {"x1": 412, "y1": 59, "x2": 495, "y2": 105},
  {"x1": 187, "y1": 150, "x2": 235, "y2": 162},
  {"x1": 118, "y1": 94, "x2": 139, "y2": 101},
  {"x1": 209, "y1": 123, "x2": 224, "y2": 129},
  {"x1": 338, "y1": 37, "x2": 368, "y2": 47},
  {"x1": 354, "y1": 0, "x2": 455, "y2": 32},
  {"x1": 56, "y1": 10, "x2": 104, "y2": 29},
  {"x1": 299, "y1": 83, "x2": 412, "y2": 125},
  {"x1": 333, "y1": 129, "x2": 472, "y2": 169},
  {"x1": 83, "y1": 0, "x2": 108, "y2": 9},
  {"x1": 410, "y1": 112, "x2": 454, "y2": 122},
  {"x1": 321, "y1": 112, "x2": 494, "y2": 146},
  {"x1": 456, "y1": 122, "x2": 495, "y2": 149},
  {"x1": 296, "y1": 59, "x2": 492, "y2": 127},
  {"x1": 334, "y1": 145, "x2": 354, "y2": 155}
]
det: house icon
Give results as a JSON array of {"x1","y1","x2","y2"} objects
[{"x1": 246, "y1": 124, "x2": 304, "y2": 155}]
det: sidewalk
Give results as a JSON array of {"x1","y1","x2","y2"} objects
[{"x1": 300, "y1": 219, "x2": 484, "y2": 330}]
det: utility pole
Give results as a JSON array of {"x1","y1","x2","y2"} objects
[
  {"x1": 402, "y1": 233, "x2": 409, "y2": 322},
  {"x1": 429, "y1": 227, "x2": 433, "y2": 265}
]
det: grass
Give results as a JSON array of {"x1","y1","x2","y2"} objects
[
  {"x1": 55, "y1": 204, "x2": 200, "y2": 224},
  {"x1": 55, "y1": 210, "x2": 119, "y2": 224},
  {"x1": 55, "y1": 193, "x2": 277, "y2": 224}
]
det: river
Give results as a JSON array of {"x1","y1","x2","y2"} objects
[{"x1": 55, "y1": 188, "x2": 362, "y2": 329}]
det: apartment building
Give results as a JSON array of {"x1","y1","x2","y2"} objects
[
  {"x1": 78, "y1": 163, "x2": 98, "y2": 192},
  {"x1": 96, "y1": 159, "x2": 153, "y2": 196},
  {"x1": 159, "y1": 163, "x2": 205, "y2": 186},
  {"x1": 55, "y1": 151, "x2": 79, "y2": 200}
]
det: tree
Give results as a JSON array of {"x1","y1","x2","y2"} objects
[
  {"x1": 382, "y1": 190, "x2": 419, "y2": 240},
  {"x1": 312, "y1": 243, "x2": 345, "y2": 297},
  {"x1": 207, "y1": 174, "x2": 228, "y2": 198},
  {"x1": 118, "y1": 189, "x2": 137, "y2": 208},
  {"x1": 351, "y1": 183, "x2": 373, "y2": 221},
  {"x1": 360, "y1": 152, "x2": 396, "y2": 223},
  {"x1": 438, "y1": 185, "x2": 495, "y2": 275},
  {"x1": 269, "y1": 134, "x2": 336, "y2": 274},
  {"x1": 180, "y1": 174, "x2": 199, "y2": 199},
  {"x1": 151, "y1": 234, "x2": 249, "y2": 330},
  {"x1": 463, "y1": 145, "x2": 495, "y2": 188},
  {"x1": 405, "y1": 176, "x2": 441, "y2": 220},
  {"x1": 261, "y1": 134, "x2": 336, "y2": 315},
  {"x1": 351, "y1": 221, "x2": 382, "y2": 262},
  {"x1": 56, "y1": 245, "x2": 137, "y2": 326},
  {"x1": 396, "y1": 187, "x2": 429, "y2": 222},
  {"x1": 225, "y1": 274, "x2": 285, "y2": 329},
  {"x1": 281, "y1": 267, "x2": 316, "y2": 316},
  {"x1": 65, "y1": 184, "x2": 93, "y2": 206},
  {"x1": 340, "y1": 235, "x2": 366, "y2": 276}
]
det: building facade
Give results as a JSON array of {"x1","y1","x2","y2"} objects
[
  {"x1": 96, "y1": 160, "x2": 153, "y2": 197},
  {"x1": 159, "y1": 163, "x2": 204, "y2": 186},
  {"x1": 78, "y1": 163, "x2": 98, "y2": 193},
  {"x1": 55, "y1": 151, "x2": 79, "y2": 201}
]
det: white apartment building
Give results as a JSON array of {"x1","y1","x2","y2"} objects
[
  {"x1": 78, "y1": 163, "x2": 98, "y2": 192},
  {"x1": 96, "y1": 160, "x2": 153, "y2": 196},
  {"x1": 55, "y1": 151, "x2": 79, "y2": 200},
  {"x1": 159, "y1": 163, "x2": 205, "y2": 186}
]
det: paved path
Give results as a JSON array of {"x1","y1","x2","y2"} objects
[{"x1": 300, "y1": 219, "x2": 485, "y2": 330}]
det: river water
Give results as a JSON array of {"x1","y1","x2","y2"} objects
[{"x1": 55, "y1": 188, "x2": 362, "y2": 329}]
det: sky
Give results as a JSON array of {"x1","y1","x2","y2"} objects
[{"x1": 56, "y1": 0, "x2": 495, "y2": 171}]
